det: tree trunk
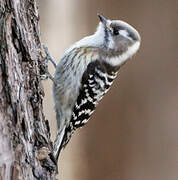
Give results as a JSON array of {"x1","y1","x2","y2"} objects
[{"x1": 0, "y1": 0, "x2": 57, "y2": 179}]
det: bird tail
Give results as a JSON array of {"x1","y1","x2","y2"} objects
[
  {"x1": 53, "y1": 127, "x2": 66, "y2": 161},
  {"x1": 52, "y1": 104, "x2": 66, "y2": 160}
]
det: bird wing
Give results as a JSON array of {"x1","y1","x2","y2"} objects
[{"x1": 71, "y1": 60, "x2": 117, "y2": 128}]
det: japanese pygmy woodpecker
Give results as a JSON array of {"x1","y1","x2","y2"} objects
[{"x1": 51, "y1": 14, "x2": 141, "y2": 160}]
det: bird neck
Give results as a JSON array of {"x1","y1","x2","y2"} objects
[{"x1": 75, "y1": 23, "x2": 106, "y2": 49}]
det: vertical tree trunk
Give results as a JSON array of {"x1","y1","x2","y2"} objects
[{"x1": 0, "y1": 0, "x2": 56, "y2": 179}]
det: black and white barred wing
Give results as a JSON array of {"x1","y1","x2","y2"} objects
[{"x1": 71, "y1": 60, "x2": 118, "y2": 128}]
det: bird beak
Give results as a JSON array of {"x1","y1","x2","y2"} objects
[{"x1": 98, "y1": 14, "x2": 108, "y2": 26}]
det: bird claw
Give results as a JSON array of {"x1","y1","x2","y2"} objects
[
  {"x1": 43, "y1": 45, "x2": 57, "y2": 68},
  {"x1": 40, "y1": 45, "x2": 57, "y2": 85}
]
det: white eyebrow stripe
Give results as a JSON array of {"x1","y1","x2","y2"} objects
[
  {"x1": 119, "y1": 29, "x2": 133, "y2": 41},
  {"x1": 119, "y1": 30, "x2": 129, "y2": 37}
]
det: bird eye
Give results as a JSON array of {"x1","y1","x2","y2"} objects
[{"x1": 113, "y1": 29, "x2": 120, "y2": 36}]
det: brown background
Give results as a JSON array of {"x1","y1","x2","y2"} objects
[{"x1": 38, "y1": 0, "x2": 178, "y2": 180}]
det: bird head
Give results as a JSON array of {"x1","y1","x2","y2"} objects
[
  {"x1": 98, "y1": 14, "x2": 141, "y2": 55},
  {"x1": 96, "y1": 14, "x2": 141, "y2": 66}
]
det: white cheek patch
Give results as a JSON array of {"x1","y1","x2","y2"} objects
[{"x1": 106, "y1": 41, "x2": 140, "y2": 67}]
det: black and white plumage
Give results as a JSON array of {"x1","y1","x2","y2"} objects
[
  {"x1": 71, "y1": 60, "x2": 118, "y2": 127},
  {"x1": 52, "y1": 14, "x2": 141, "y2": 160}
]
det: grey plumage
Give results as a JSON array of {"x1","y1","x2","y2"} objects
[{"x1": 52, "y1": 14, "x2": 141, "y2": 160}]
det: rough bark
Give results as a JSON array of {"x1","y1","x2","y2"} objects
[{"x1": 0, "y1": 0, "x2": 56, "y2": 179}]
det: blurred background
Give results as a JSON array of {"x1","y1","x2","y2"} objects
[{"x1": 37, "y1": 0, "x2": 178, "y2": 180}]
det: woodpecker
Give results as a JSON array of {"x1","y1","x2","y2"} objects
[{"x1": 50, "y1": 14, "x2": 141, "y2": 160}]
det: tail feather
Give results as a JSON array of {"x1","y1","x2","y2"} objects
[{"x1": 53, "y1": 127, "x2": 66, "y2": 161}]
